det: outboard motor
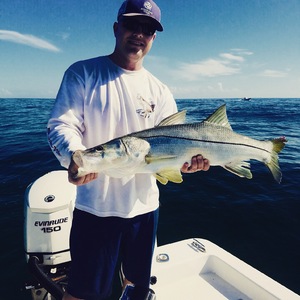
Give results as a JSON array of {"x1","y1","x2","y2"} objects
[{"x1": 24, "y1": 170, "x2": 76, "y2": 300}]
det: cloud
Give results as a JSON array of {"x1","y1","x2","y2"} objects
[
  {"x1": 0, "y1": 87, "x2": 12, "y2": 97},
  {"x1": 231, "y1": 48, "x2": 254, "y2": 56},
  {"x1": 260, "y1": 69, "x2": 288, "y2": 78},
  {"x1": 56, "y1": 32, "x2": 70, "y2": 41},
  {"x1": 174, "y1": 49, "x2": 253, "y2": 81},
  {"x1": 0, "y1": 30, "x2": 60, "y2": 52},
  {"x1": 219, "y1": 53, "x2": 244, "y2": 62},
  {"x1": 178, "y1": 58, "x2": 241, "y2": 80},
  {"x1": 217, "y1": 82, "x2": 224, "y2": 91}
]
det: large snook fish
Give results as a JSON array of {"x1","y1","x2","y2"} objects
[{"x1": 72, "y1": 104, "x2": 287, "y2": 184}]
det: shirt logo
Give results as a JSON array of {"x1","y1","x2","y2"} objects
[{"x1": 136, "y1": 94, "x2": 155, "y2": 118}]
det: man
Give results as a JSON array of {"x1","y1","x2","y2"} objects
[{"x1": 47, "y1": 1, "x2": 209, "y2": 299}]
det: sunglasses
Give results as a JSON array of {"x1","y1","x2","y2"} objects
[{"x1": 120, "y1": 18, "x2": 156, "y2": 36}]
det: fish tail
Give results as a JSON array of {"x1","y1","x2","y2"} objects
[
  {"x1": 266, "y1": 137, "x2": 287, "y2": 184},
  {"x1": 272, "y1": 136, "x2": 287, "y2": 153}
]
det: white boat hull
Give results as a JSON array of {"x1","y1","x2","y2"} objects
[
  {"x1": 24, "y1": 171, "x2": 300, "y2": 299},
  {"x1": 152, "y1": 238, "x2": 299, "y2": 299}
]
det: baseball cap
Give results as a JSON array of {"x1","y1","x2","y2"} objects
[{"x1": 118, "y1": 0, "x2": 163, "y2": 32}]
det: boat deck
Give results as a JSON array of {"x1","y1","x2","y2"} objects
[{"x1": 151, "y1": 238, "x2": 300, "y2": 299}]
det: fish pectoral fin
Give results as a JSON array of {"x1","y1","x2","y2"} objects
[
  {"x1": 154, "y1": 168, "x2": 183, "y2": 185},
  {"x1": 145, "y1": 155, "x2": 177, "y2": 164},
  {"x1": 223, "y1": 161, "x2": 252, "y2": 179}
]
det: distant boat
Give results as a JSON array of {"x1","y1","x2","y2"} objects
[{"x1": 243, "y1": 97, "x2": 251, "y2": 101}]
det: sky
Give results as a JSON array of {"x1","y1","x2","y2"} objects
[{"x1": 0, "y1": 0, "x2": 300, "y2": 99}]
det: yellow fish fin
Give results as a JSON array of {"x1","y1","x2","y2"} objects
[
  {"x1": 265, "y1": 137, "x2": 287, "y2": 183},
  {"x1": 272, "y1": 137, "x2": 287, "y2": 154},
  {"x1": 154, "y1": 173, "x2": 169, "y2": 185},
  {"x1": 223, "y1": 161, "x2": 252, "y2": 179},
  {"x1": 154, "y1": 168, "x2": 183, "y2": 185}
]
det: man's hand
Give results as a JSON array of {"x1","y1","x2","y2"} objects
[
  {"x1": 68, "y1": 155, "x2": 98, "y2": 186},
  {"x1": 181, "y1": 154, "x2": 210, "y2": 173}
]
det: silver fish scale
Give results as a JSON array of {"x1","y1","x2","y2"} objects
[{"x1": 131, "y1": 122, "x2": 268, "y2": 152}]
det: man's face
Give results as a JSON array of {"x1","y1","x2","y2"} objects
[{"x1": 114, "y1": 16, "x2": 157, "y2": 63}]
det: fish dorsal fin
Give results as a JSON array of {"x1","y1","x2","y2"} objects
[
  {"x1": 156, "y1": 110, "x2": 186, "y2": 127},
  {"x1": 205, "y1": 104, "x2": 232, "y2": 130}
]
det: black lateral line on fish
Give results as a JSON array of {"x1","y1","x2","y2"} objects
[{"x1": 141, "y1": 135, "x2": 271, "y2": 154}]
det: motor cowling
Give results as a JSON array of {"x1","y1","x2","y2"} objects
[{"x1": 24, "y1": 170, "x2": 76, "y2": 266}]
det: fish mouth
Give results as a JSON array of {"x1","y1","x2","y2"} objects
[{"x1": 72, "y1": 150, "x2": 84, "y2": 168}]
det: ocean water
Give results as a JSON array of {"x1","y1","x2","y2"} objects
[{"x1": 0, "y1": 98, "x2": 299, "y2": 299}]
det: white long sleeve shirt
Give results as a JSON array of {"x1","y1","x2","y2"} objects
[{"x1": 47, "y1": 56, "x2": 177, "y2": 218}]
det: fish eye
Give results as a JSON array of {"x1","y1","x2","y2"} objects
[{"x1": 94, "y1": 145, "x2": 104, "y2": 152}]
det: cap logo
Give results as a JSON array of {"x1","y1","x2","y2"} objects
[
  {"x1": 144, "y1": 1, "x2": 152, "y2": 10},
  {"x1": 141, "y1": 1, "x2": 153, "y2": 15}
]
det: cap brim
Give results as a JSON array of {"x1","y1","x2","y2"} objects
[{"x1": 121, "y1": 13, "x2": 163, "y2": 32}]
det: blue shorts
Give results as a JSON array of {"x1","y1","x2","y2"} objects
[{"x1": 67, "y1": 208, "x2": 159, "y2": 300}]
